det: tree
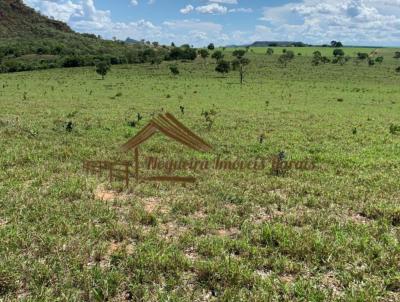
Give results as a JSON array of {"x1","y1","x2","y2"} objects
[
  {"x1": 232, "y1": 49, "x2": 246, "y2": 58},
  {"x1": 211, "y1": 50, "x2": 224, "y2": 62},
  {"x1": 150, "y1": 52, "x2": 164, "y2": 68},
  {"x1": 311, "y1": 51, "x2": 322, "y2": 65},
  {"x1": 333, "y1": 49, "x2": 345, "y2": 57},
  {"x1": 394, "y1": 52, "x2": 400, "y2": 59},
  {"x1": 215, "y1": 60, "x2": 230, "y2": 75},
  {"x1": 199, "y1": 49, "x2": 209, "y2": 63},
  {"x1": 208, "y1": 43, "x2": 215, "y2": 50},
  {"x1": 278, "y1": 50, "x2": 294, "y2": 67},
  {"x1": 232, "y1": 50, "x2": 250, "y2": 85},
  {"x1": 266, "y1": 48, "x2": 274, "y2": 55},
  {"x1": 375, "y1": 56, "x2": 384, "y2": 64},
  {"x1": 95, "y1": 60, "x2": 110, "y2": 80},
  {"x1": 169, "y1": 65, "x2": 179, "y2": 75},
  {"x1": 331, "y1": 41, "x2": 343, "y2": 47},
  {"x1": 396, "y1": 66, "x2": 400, "y2": 73}
]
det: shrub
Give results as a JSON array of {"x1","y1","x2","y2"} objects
[
  {"x1": 333, "y1": 49, "x2": 345, "y2": 57},
  {"x1": 95, "y1": 60, "x2": 111, "y2": 79},
  {"x1": 211, "y1": 50, "x2": 224, "y2": 62},
  {"x1": 357, "y1": 53, "x2": 368, "y2": 60},
  {"x1": 215, "y1": 60, "x2": 230, "y2": 74},
  {"x1": 62, "y1": 56, "x2": 84, "y2": 68},
  {"x1": 169, "y1": 65, "x2": 179, "y2": 75}
]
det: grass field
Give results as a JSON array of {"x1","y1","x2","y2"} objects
[{"x1": 1, "y1": 47, "x2": 400, "y2": 301}]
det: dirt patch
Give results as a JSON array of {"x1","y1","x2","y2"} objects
[
  {"x1": 94, "y1": 185, "x2": 121, "y2": 201},
  {"x1": 0, "y1": 218, "x2": 8, "y2": 227},
  {"x1": 252, "y1": 206, "x2": 284, "y2": 224},
  {"x1": 320, "y1": 272, "x2": 343, "y2": 297},
  {"x1": 215, "y1": 227, "x2": 240, "y2": 237},
  {"x1": 142, "y1": 197, "x2": 168, "y2": 214},
  {"x1": 88, "y1": 241, "x2": 135, "y2": 268},
  {"x1": 191, "y1": 211, "x2": 207, "y2": 219},
  {"x1": 348, "y1": 212, "x2": 371, "y2": 224},
  {"x1": 255, "y1": 269, "x2": 272, "y2": 279},
  {"x1": 279, "y1": 274, "x2": 296, "y2": 283},
  {"x1": 160, "y1": 221, "x2": 188, "y2": 240},
  {"x1": 185, "y1": 247, "x2": 199, "y2": 261}
]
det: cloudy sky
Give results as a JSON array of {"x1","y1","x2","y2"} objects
[{"x1": 23, "y1": 0, "x2": 400, "y2": 46}]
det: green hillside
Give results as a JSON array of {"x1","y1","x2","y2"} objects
[
  {"x1": 0, "y1": 0, "x2": 73, "y2": 37},
  {"x1": 0, "y1": 0, "x2": 151, "y2": 72}
]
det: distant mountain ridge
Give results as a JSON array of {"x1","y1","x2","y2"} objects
[
  {"x1": 251, "y1": 41, "x2": 308, "y2": 47},
  {"x1": 125, "y1": 37, "x2": 140, "y2": 44}
]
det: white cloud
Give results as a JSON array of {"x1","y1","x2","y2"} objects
[
  {"x1": 130, "y1": 0, "x2": 138, "y2": 6},
  {"x1": 180, "y1": 4, "x2": 194, "y2": 14},
  {"x1": 209, "y1": 0, "x2": 238, "y2": 4},
  {"x1": 260, "y1": 0, "x2": 400, "y2": 45},
  {"x1": 195, "y1": 3, "x2": 228, "y2": 14},
  {"x1": 22, "y1": 0, "x2": 400, "y2": 47},
  {"x1": 229, "y1": 8, "x2": 253, "y2": 13}
]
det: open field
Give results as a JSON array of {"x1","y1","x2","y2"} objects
[
  {"x1": 235, "y1": 46, "x2": 398, "y2": 57},
  {"x1": 1, "y1": 48, "x2": 400, "y2": 301}
]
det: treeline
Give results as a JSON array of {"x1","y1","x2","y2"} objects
[{"x1": 0, "y1": 39, "x2": 199, "y2": 73}]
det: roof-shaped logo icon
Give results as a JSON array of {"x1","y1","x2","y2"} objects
[{"x1": 121, "y1": 112, "x2": 212, "y2": 152}]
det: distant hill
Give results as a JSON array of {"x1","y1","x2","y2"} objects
[
  {"x1": 0, "y1": 0, "x2": 199, "y2": 74},
  {"x1": 0, "y1": 0, "x2": 73, "y2": 37},
  {"x1": 250, "y1": 41, "x2": 308, "y2": 47},
  {"x1": 0, "y1": 0, "x2": 150, "y2": 73},
  {"x1": 225, "y1": 41, "x2": 310, "y2": 48},
  {"x1": 125, "y1": 38, "x2": 140, "y2": 44}
]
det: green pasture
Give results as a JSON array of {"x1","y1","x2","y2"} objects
[{"x1": 0, "y1": 48, "x2": 400, "y2": 301}]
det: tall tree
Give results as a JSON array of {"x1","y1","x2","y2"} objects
[
  {"x1": 95, "y1": 60, "x2": 110, "y2": 80},
  {"x1": 211, "y1": 50, "x2": 224, "y2": 62},
  {"x1": 232, "y1": 50, "x2": 250, "y2": 85},
  {"x1": 199, "y1": 49, "x2": 209, "y2": 64}
]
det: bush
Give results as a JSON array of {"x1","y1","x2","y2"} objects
[
  {"x1": 169, "y1": 65, "x2": 179, "y2": 75},
  {"x1": 215, "y1": 60, "x2": 230, "y2": 74},
  {"x1": 333, "y1": 49, "x2": 345, "y2": 57},
  {"x1": 62, "y1": 56, "x2": 84, "y2": 68},
  {"x1": 357, "y1": 53, "x2": 368, "y2": 60}
]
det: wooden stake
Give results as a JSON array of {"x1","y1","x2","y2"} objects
[
  {"x1": 125, "y1": 162, "x2": 129, "y2": 187},
  {"x1": 135, "y1": 148, "x2": 139, "y2": 181}
]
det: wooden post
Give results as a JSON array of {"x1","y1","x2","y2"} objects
[
  {"x1": 125, "y1": 162, "x2": 129, "y2": 187},
  {"x1": 109, "y1": 162, "x2": 113, "y2": 183},
  {"x1": 135, "y1": 148, "x2": 139, "y2": 181},
  {"x1": 98, "y1": 161, "x2": 102, "y2": 177}
]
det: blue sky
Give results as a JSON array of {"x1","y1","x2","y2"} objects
[{"x1": 24, "y1": 0, "x2": 400, "y2": 46}]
